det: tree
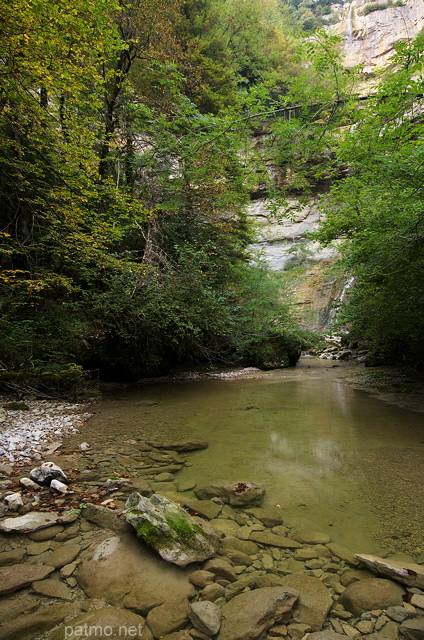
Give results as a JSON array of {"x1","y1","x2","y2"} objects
[{"x1": 317, "y1": 35, "x2": 424, "y2": 365}]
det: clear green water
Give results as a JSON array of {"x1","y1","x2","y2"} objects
[{"x1": 85, "y1": 360, "x2": 424, "y2": 555}]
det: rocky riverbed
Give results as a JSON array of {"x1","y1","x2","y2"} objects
[
  {"x1": 0, "y1": 391, "x2": 423, "y2": 640},
  {"x1": 0, "y1": 363, "x2": 423, "y2": 640}
]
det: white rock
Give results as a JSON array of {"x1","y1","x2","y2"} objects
[
  {"x1": 4, "y1": 492, "x2": 24, "y2": 510},
  {"x1": 50, "y1": 479, "x2": 69, "y2": 494},
  {"x1": 30, "y1": 462, "x2": 67, "y2": 486},
  {"x1": 79, "y1": 442, "x2": 90, "y2": 451},
  {"x1": 20, "y1": 477, "x2": 40, "y2": 491}
]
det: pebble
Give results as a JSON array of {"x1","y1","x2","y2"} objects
[{"x1": 0, "y1": 400, "x2": 92, "y2": 466}]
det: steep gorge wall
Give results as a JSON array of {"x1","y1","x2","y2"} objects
[{"x1": 330, "y1": 0, "x2": 424, "y2": 74}]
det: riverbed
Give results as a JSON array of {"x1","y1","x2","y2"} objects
[{"x1": 70, "y1": 358, "x2": 424, "y2": 558}]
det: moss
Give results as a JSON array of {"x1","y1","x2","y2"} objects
[
  {"x1": 3, "y1": 401, "x2": 30, "y2": 410},
  {"x1": 135, "y1": 519, "x2": 163, "y2": 547},
  {"x1": 164, "y1": 515, "x2": 205, "y2": 542}
]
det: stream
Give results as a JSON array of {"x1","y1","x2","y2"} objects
[{"x1": 81, "y1": 358, "x2": 424, "y2": 558}]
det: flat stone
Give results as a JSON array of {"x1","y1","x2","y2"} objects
[
  {"x1": 245, "y1": 508, "x2": 283, "y2": 527},
  {"x1": 220, "y1": 536, "x2": 258, "y2": 555},
  {"x1": 203, "y1": 557, "x2": 237, "y2": 582},
  {"x1": 27, "y1": 541, "x2": 51, "y2": 555},
  {"x1": 189, "y1": 601, "x2": 222, "y2": 635},
  {"x1": 355, "y1": 554, "x2": 424, "y2": 590},
  {"x1": 249, "y1": 531, "x2": 302, "y2": 548},
  {"x1": 195, "y1": 481, "x2": 265, "y2": 506},
  {"x1": 224, "y1": 573, "x2": 262, "y2": 599},
  {"x1": 0, "y1": 603, "x2": 80, "y2": 640},
  {"x1": 218, "y1": 587, "x2": 299, "y2": 640},
  {"x1": 48, "y1": 606, "x2": 153, "y2": 640},
  {"x1": 60, "y1": 562, "x2": 78, "y2": 578},
  {"x1": 161, "y1": 440, "x2": 208, "y2": 451},
  {"x1": 386, "y1": 605, "x2": 411, "y2": 622},
  {"x1": 0, "y1": 548, "x2": 26, "y2": 565},
  {"x1": 0, "y1": 564, "x2": 54, "y2": 595},
  {"x1": 340, "y1": 569, "x2": 375, "y2": 586},
  {"x1": 28, "y1": 524, "x2": 64, "y2": 540},
  {"x1": 76, "y1": 534, "x2": 194, "y2": 614},
  {"x1": 171, "y1": 495, "x2": 222, "y2": 521},
  {"x1": 0, "y1": 591, "x2": 41, "y2": 624},
  {"x1": 147, "y1": 596, "x2": 189, "y2": 637},
  {"x1": 287, "y1": 622, "x2": 312, "y2": 640},
  {"x1": 279, "y1": 573, "x2": 333, "y2": 631},
  {"x1": 256, "y1": 574, "x2": 285, "y2": 588},
  {"x1": 201, "y1": 583, "x2": 226, "y2": 602},
  {"x1": 155, "y1": 472, "x2": 175, "y2": 482},
  {"x1": 55, "y1": 524, "x2": 80, "y2": 542},
  {"x1": 222, "y1": 549, "x2": 253, "y2": 566},
  {"x1": 292, "y1": 530, "x2": 331, "y2": 545},
  {"x1": 0, "y1": 510, "x2": 78, "y2": 533},
  {"x1": 81, "y1": 502, "x2": 132, "y2": 534},
  {"x1": 327, "y1": 543, "x2": 358, "y2": 566},
  {"x1": 339, "y1": 578, "x2": 406, "y2": 615},
  {"x1": 400, "y1": 618, "x2": 424, "y2": 640},
  {"x1": 356, "y1": 619, "x2": 375, "y2": 633},
  {"x1": 307, "y1": 633, "x2": 348, "y2": 640},
  {"x1": 411, "y1": 595, "x2": 424, "y2": 609},
  {"x1": 189, "y1": 570, "x2": 216, "y2": 588},
  {"x1": 177, "y1": 480, "x2": 197, "y2": 492},
  {"x1": 45, "y1": 544, "x2": 81, "y2": 568},
  {"x1": 210, "y1": 518, "x2": 241, "y2": 537},
  {"x1": 32, "y1": 578, "x2": 73, "y2": 600}
]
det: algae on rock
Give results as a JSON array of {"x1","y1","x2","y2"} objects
[{"x1": 124, "y1": 493, "x2": 217, "y2": 567}]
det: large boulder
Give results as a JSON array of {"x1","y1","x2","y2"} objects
[
  {"x1": 218, "y1": 586, "x2": 299, "y2": 640},
  {"x1": 338, "y1": 578, "x2": 406, "y2": 616},
  {"x1": 49, "y1": 607, "x2": 153, "y2": 640},
  {"x1": 278, "y1": 574, "x2": 333, "y2": 631},
  {"x1": 355, "y1": 554, "x2": 424, "y2": 590},
  {"x1": 75, "y1": 534, "x2": 195, "y2": 615},
  {"x1": 124, "y1": 493, "x2": 217, "y2": 566},
  {"x1": 195, "y1": 481, "x2": 265, "y2": 506}
]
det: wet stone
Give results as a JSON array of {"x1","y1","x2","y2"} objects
[
  {"x1": 0, "y1": 563, "x2": 55, "y2": 595},
  {"x1": 45, "y1": 543, "x2": 81, "y2": 568},
  {"x1": 249, "y1": 531, "x2": 302, "y2": 549},
  {"x1": 27, "y1": 541, "x2": 51, "y2": 555},
  {"x1": 292, "y1": 530, "x2": 332, "y2": 545},
  {"x1": 0, "y1": 602, "x2": 80, "y2": 640},
  {"x1": 0, "y1": 548, "x2": 26, "y2": 565},
  {"x1": 32, "y1": 578, "x2": 74, "y2": 600}
]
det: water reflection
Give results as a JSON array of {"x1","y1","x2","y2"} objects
[{"x1": 84, "y1": 367, "x2": 424, "y2": 553}]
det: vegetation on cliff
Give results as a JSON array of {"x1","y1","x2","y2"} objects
[{"x1": 0, "y1": 0, "x2": 422, "y2": 391}]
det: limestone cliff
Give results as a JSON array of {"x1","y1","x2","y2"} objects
[{"x1": 329, "y1": 0, "x2": 424, "y2": 74}]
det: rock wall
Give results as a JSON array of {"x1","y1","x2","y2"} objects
[{"x1": 330, "y1": 0, "x2": 424, "y2": 74}]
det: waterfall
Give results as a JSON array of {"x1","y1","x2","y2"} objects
[
  {"x1": 328, "y1": 276, "x2": 355, "y2": 325},
  {"x1": 346, "y1": 3, "x2": 354, "y2": 44}
]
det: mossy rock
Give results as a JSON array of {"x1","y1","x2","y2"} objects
[{"x1": 124, "y1": 493, "x2": 217, "y2": 567}]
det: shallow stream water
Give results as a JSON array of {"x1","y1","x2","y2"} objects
[{"x1": 83, "y1": 359, "x2": 424, "y2": 556}]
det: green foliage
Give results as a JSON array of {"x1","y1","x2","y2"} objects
[{"x1": 317, "y1": 35, "x2": 424, "y2": 365}]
